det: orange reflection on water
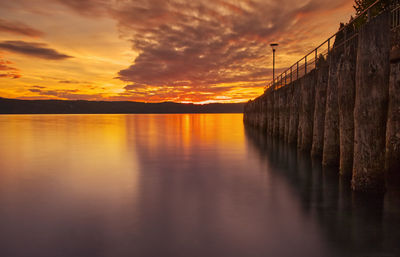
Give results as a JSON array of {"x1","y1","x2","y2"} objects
[
  {"x1": 124, "y1": 114, "x2": 245, "y2": 157},
  {"x1": 0, "y1": 114, "x2": 244, "y2": 195},
  {"x1": 0, "y1": 115, "x2": 140, "y2": 206}
]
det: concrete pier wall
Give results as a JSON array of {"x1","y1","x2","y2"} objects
[
  {"x1": 386, "y1": 29, "x2": 400, "y2": 180},
  {"x1": 322, "y1": 49, "x2": 341, "y2": 167},
  {"x1": 244, "y1": 11, "x2": 395, "y2": 193},
  {"x1": 273, "y1": 91, "x2": 279, "y2": 137},
  {"x1": 338, "y1": 35, "x2": 357, "y2": 177},
  {"x1": 288, "y1": 81, "x2": 300, "y2": 144},
  {"x1": 298, "y1": 70, "x2": 316, "y2": 152},
  {"x1": 352, "y1": 11, "x2": 390, "y2": 193},
  {"x1": 278, "y1": 89, "x2": 286, "y2": 139},
  {"x1": 283, "y1": 86, "x2": 290, "y2": 143},
  {"x1": 311, "y1": 58, "x2": 329, "y2": 158}
]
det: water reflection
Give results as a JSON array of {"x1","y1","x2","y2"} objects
[
  {"x1": 0, "y1": 114, "x2": 399, "y2": 257},
  {"x1": 245, "y1": 126, "x2": 400, "y2": 257}
]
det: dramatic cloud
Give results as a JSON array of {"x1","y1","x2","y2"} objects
[
  {"x1": 0, "y1": 56, "x2": 21, "y2": 79},
  {"x1": 57, "y1": 0, "x2": 109, "y2": 16},
  {"x1": 58, "y1": 80, "x2": 90, "y2": 84},
  {"x1": 0, "y1": 18, "x2": 44, "y2": 37},
  {"x1": 0, "y1": 74, "x2": 21, "y2": 79},
  {"x1": 0, "y1": 41, "x2": 72, "y2": 60},
  {"x1": 27, "y1": 86, "x2": 103, "y2": 100},
  {"x1": 113, "y1": 81, "x2": 265, "y2": 103},
  {"x1": 28, "y1": 88, "x2": 41, "y2": 93},
  {"x1": 56, "y1": 0, "x2": 352, "y2": 101},
  {"x1": 0, "y1": 0, "x2": 355, "y2": 102}
]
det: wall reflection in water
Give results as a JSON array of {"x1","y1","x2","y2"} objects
[{"x1": 245, "y1": 126, "x2": 400, "y2": 257}]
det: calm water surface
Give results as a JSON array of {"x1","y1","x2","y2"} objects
[{"x1": 0, "y1": 114, "x2": 399, "y2": 257}]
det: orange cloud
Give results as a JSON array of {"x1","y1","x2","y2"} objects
[
  {"x1": 0, "y1": 0, "x2": 356, "y2": 103},
  {"x1": 0, "y1": 18, "x2": 44, "y2": 37},
  {"x1": 0, "y1": 41, "x2": 72, "y2": 60},
  {"x1": 25, "y1": 86, "x2": 104, "y2": 100},
  {"x1": 0, "y1": 56, "x2": 21, "y2": 79}
]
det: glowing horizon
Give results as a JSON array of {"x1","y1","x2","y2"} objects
[{"x1": 0, "y1": 0, "x2": 355, "y2": 103}]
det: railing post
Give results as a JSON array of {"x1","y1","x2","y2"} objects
[
  {"x1": 328, "y1": 38, "x2": 331, "y2": 64},
  {"x1": 328, "y1": 38, "x2": 330, "y2": 54},
  {"x1": 285, "y1": 71, "x2": 287, "y2": 86},
  {"x1": 305, "y1": 56, "x2": 307, "y2": 74},
  {"x1": 314, "y1": 48, "x2": 318, "y2": 69},
  {"x1": 290, "y1": 66, "x2": 292, "y2": 83}
]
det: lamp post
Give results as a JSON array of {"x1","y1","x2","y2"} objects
[{"x1": 270, "y1": 43, "x2": 278, "y2": 87}]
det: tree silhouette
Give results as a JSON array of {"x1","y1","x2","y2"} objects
[{"x1": 353, "y1": 0, "x2": 391, "y2": 15}]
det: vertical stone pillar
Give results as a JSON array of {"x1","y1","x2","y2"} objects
[
  {"x1": 256, "y1": 97, "x2": 261, "y2": 128},
  {"x1": 323, "y1": 47, "x2": 341, "y2": 166},
  {"x1": 250, "y1": 100, "x2": 256, "y2": 127},
  {"x1": 298, "y1": 71, "x2": 316, "y2": 152},
  {"x1": 264, "y1": 93, "x2": 269, "y2": 133},
  {"x1": 243, "y1": 100, "x2": 248, "y2": 123},
  {"x1": 386, "y1": 44, "x2": 400, "y2": 179},
  {"x1": 273, "y1": 90, "x2": 280, "y2": 137},
  {"x1": 338, "y1": 36, "x2": 357, "y2": 177},
  {"x1": 258, "y1": 95, "x2": 266, "y2": 131},
  {"x1": 276, "y1": 89, "x2": 281, "y2": 138},
  {"x1": 312, "y1": 58, "x2": 329, "y2": 158},
  {"x1": 249, "y1": 98, "x2": 257, "y2": 127},
  {"x1": 267, "y1": 91, "x2": 274, "y2": 135},
  {"x1": 243, "y1": 100, "x2": 251, "y2": 126},
  {"x1": 288, "y1": 80, "x2": 300, "y2": 144},
  {"x1": 250, "y1": 99, "x2": 257, "y2": 127},
  {"x1": 284, "y1": 86, "x2": 290, "y2": 143},
  {"x1": 260, "y1": 97, "x2": 263, "y2": 130},
  {"x1": 297, "y1": 78, "x2": 304, "y2": 147},
  {"x1": 352, "y1": 11, "x2": 390, "y2": 193},
  {"x1": 278, "y1": 88, "x2": 286, "y2": 139}
]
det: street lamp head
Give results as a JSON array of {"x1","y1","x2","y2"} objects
[
  {"x1": 270, "y1": 43, "x2": 279, "y2": 50},
  {"x1": 270, "y1": 43, "x2": 278, "y2": 86}
]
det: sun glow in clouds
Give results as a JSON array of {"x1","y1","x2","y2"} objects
[{"x1": 0, "y1": 0, "x2": 355, "y2": 103}]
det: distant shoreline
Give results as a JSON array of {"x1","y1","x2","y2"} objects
[{"x1": 0, "y1": 97, "x2": 244, "y2": 114}]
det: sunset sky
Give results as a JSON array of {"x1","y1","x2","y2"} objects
[{"x1": 0, "y1": 0, "x2": 355, "y2": 103}]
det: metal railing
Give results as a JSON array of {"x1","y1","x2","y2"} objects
[{"x1": 265, "y1": 0, "x2": 398, "y2": 92}]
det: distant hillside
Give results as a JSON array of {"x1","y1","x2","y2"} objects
[{"x1": 0, "y1": 97, "x2": 244, "y2": 114}]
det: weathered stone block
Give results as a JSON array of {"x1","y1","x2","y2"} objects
[
  {"x1": 288, "y1": 80, "x2": 300, "y2": 145},
  {"x1": 267, "y1": 92, "x2": 274, "y2": 135},
  {"x1": 312, "y1": 58, "x2": 329, "y2": 158},
  {"x1": 298, "y1": 71, "x2": 316, "y2": 152},
  {"x1": 283, "y1": 86, "x2": 291, "y2": 143},
  {"x1": 323, "y1": 48, "x2": 341, "y2": 167},
  {"x1": 386, "y1": 46, "x2": 400, "y2": 179},
  {"x1": 278, "y1": 88, "x2": 287, "y2": 139},
  {"x1": 352, "y1": 11, "x2": 390, "y2": 193},
  {"x1": 273, "y1": 90, "x2": 280, "y2": 137},
  {"x1": 338, "y1": 38, "x2": 357, "y2": 177}
]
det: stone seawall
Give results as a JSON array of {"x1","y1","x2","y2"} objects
[{"x1": 244, "y1": 11, "x2": 398, "y2": 193}]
